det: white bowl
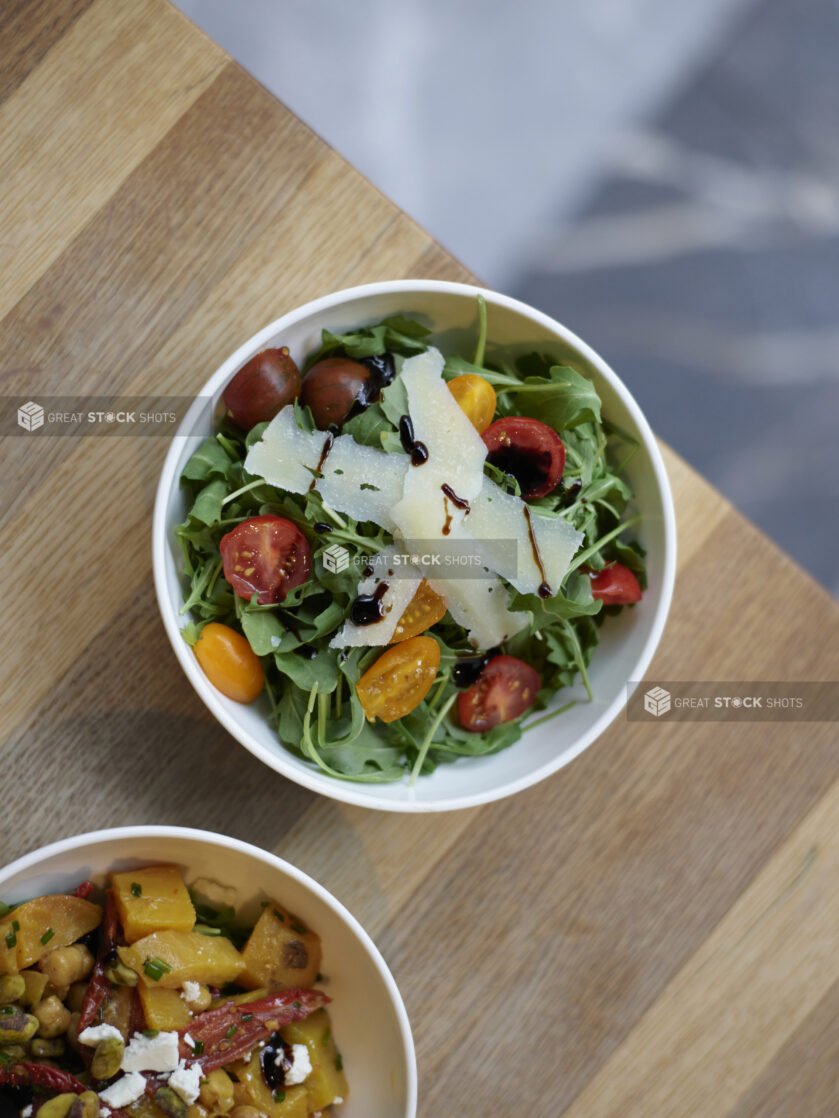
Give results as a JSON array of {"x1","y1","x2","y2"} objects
[
  {"x1": 0, "y1": 827, "x2": 416, "y2": 1118},
  {"x1": 153, "y1": 280, "x2": 676, "y2": 812}
]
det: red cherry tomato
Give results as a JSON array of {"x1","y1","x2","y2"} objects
[
  {"x1": 220, "y1": 515, "x2": 312, "y2": 604},
  {"x1": 588, "y1": 562, "x2": 642, "y2": 604},
  {"x1": 482, "y1": 417, "x2": 565, "y2": 499},
  {"x1": 457, "y1": 654, "x2": 541, "y2": 733},
  {"x1": 223, "y1": 347, "x2": 302, "y2": 430}
]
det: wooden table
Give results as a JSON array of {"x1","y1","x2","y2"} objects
[{"x1": 2, "y1": 2, "x2": 839, "y2": 1115}]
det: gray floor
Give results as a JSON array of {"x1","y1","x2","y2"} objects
[{"x1": 175, "y1": 0, "x2": 838, "y2": 594}]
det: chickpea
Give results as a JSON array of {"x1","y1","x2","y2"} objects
[
  {"x1": 182, "y1": 983, "x2": 212, "y2": 1013},
  {"x1": 39, "y1": 945, "x2": 94, "y2": 988},
  {"x1": 33, "y1": 994, "x2": 72, "y2": 1038},
  {"x1": 0, "y1": 974, "x2": 26, "y2": 1003},
  {"x1": 199, "y1": 1069, "x2": 235, "y2": 1114},
  {"x1": 66, "y1": 981, "x2": 88, "y2": 1013}
]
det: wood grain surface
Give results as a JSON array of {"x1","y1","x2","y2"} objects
[{"x1": 2, "y1": 3, "x2": 839, "y2": 1116}]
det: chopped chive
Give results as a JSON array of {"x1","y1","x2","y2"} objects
[
  {"x1": 4, "y1": 929, "x2": 15, "y2": 949},
  {"x1": 289, "y1": 921, "x2": 306, "y2": 935},
  {"x1": 0, "y1": 1050, "x2": 12, "y2": 1065},
  {"x1": 130, "y1": 883, "x2": 142, "y2": 897},
  {"x1": 321, "y1": 1028, "x2": 331, "y2": 1047},
  {"x1": 143, "y1": 956, "x2": 172, "y2": 981},
  {"x1": 225, "y1": 1025, "x2": 237, "y2": 1039},
  {"x1": 142, "y1": 1029, "x2": 159, "y2": 1038},
  {"x1": 40, "y1": 928, "x2": 54, "y2": 946},
  {"x1": 193, "y1": 1041, "x2": 205, "y2": 1057},
  {"x1": 192, "y1": 924, "x2": 223, "y2": 937},
  {"x1": 0, "y1": 1006, "x2": 15, "y2": 1015},
  {"x1": 293, "y1": 1000, "x2": 301, "y2": 1010},
  {"x1": 241, "y1": 1013, "x2": 253, "y2": 1023},
  {"x1": 335, "y1": 1052, "x2": 343, "y2": 1071},
  {"x1": 12, "y1": 921, "x2": 19, "y2": 932},
  {"x1": 273, "y1": 1090, "x2": 286, "y2": 1103},
  {"x1": 315, "y1": 972, "x2": 323, "y2": 983}
]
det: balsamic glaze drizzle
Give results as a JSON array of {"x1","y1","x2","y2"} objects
[
  {"x1": 398, "y1": 414, "x2": 429, "y2": 466},
  {"x1": 349, "y1": 581, "x2": 390, "y2": 626},
  {"x1": 523, "y1": 505, "x2": 552, "y2": 599}
]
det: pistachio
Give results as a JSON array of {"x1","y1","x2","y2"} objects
[
  {"x1": 0, "y1": 1010, "x2": 38, "y2": 1043},
  {"x1": 90, "y1": 1035, "x2": 125, "y2": 1080},
  {"x1": 37, "y1": 1094, "x2": 78, "y2": 1118},
  {"x1": 155, "y1": 1087, "x2": 188, "y2": 1118},
  {"x1": 73, "y1": 1091, "x2": 101, "y2": 1118},
  {"x1": 0, "y1": 1043, "x2": 27, "y2": 1061},
  {"x1": 0, "y1": 974, "x2": 26, "y2": 1004},
  {"x1": 31, "y1": 1035, "x2": 66, "y2": 1058},
  {"x1": 103, "y1": 960, "x2": 138, "y2": 987}
]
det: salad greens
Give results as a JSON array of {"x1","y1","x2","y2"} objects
[{"x1": 175, "y1": 300, "x2": 645, "y2": 783}]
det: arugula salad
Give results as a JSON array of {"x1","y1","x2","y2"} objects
[{"x1": 175, "y1": 298, "x2": 646, "y2": 784}]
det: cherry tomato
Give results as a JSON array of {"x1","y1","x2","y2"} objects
[
  {"x1": 194, "y1": 623, "x2": 264, "y2": 703},
  {"x1": 300, "y1": 357, "x2": 375, "y2": 429},
  {"x1": 588, "y1": 562, "x2": 642, "y2": 604},
  {"x1": 223, "y1": 347, "x2": 301, "y2": 430},
  {"x1": 448, "y1": 374, "x2": 497, "y2": 433},
  {"x1": 220, "y1": 515, "x2": 312, "y2": 604},
  {"x1": 391, "y1": 580, "x2": 447, "y2": 643},
  {"x1": 457, "y1": 654, "x2": 540, "y2": 732},
  {"x1": 356, "y1": 636, "x2": 440, "y2": 723},
  {"x1": 482, "y1": 416, "x2": 565, "y2": 499}
]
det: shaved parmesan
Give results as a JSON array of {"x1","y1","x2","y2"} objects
[
  {"x1": 392, "y1": 348, "x2": 486, "y2": 541},
  {"x1": 329, "y1": 550, "x2": 422, "y2": 648},
  {"x1": 243, "y1": 406, "x2": 324, "y2": 493},
  {"x1": 429, "y1": 575, "x2": 528, "y2": 650},
  {"x1": 454, "y1": 480, "x2": 583, "y2": 596},
  {"x1": 319, "y1": 438, "x2": 407, "y2": 531}
]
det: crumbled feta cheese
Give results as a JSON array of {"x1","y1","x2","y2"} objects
[
  {"x1": 78, "y1": 1023, "x2": 123, "y2": 1047},
  {"x1": 284, "y1": 1043, "x2": 312, "y2": 1086},
  {"x1": 122, "y1": 1030, "x2": 180, "y2": 1073},
  {"x1": 180, "y1": 981, "x2": 201, "y2": 1004},
  {"x1": 333, "y1": 1099, "x2": 343, "y2": 1107},
  {"x1": 100, "y1": 1110, "x2": 111, "y2": 1118},
  {"x1": 168, "y1": 1061, "x2": 202, "y2": 1104},
  {"x1": 21, "y1": 1107, "x2": 33, "y2": 1117},
  {"x1": 99, "y1": 1072, "x2": 146, "y2": 1107},
  {"x1": 184, "y1": 1033, "x2": 195, "y2": 1049}
]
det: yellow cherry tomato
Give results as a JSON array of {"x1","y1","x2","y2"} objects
[
  {"x1": 390, "y1": 580, "x2": 447, "y2": 643},
  {"x1": 194, "y1": 622, "x2": 264, "y2": 703},
  {"x1": 447, "y1": 373, "x2": 496, "y2": 433},
  {"x1": 356, "y1": 636, "x2": 440, "y2": 723}
]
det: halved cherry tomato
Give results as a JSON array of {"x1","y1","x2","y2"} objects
[
  {"x1": 194, "y1": 622, "x2": 264, "y2": 703},
  {"x1": 457, "y1": 654, "x2": 540, "y2": 732},
  {"x1": 300, "y1": 357, "x2": 375, "y2": 429},
  {"x1": 223, "y1": 347, "x2": 301, "y2": 430},
  {"x1": 588, "y1": 562, "x2": 642, "y2": 604},
  {"x1": 482, "y1": 416, "x2": 565, "y2": 499},
  {"x1": 448, "y1": 374, "x2": 497, "y2": 433},
  {"x1": 220, "y1": 514, "x2": 311, "y2": 604},
  {"x1": 391, "y1": 580, "x2": 447, "y2": 643},
  {"x1": 356, "y1": 635, "x2": 440, "y2": 723}
]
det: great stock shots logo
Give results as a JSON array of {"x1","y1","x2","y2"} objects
[
  {"x1": 644, "y1": 686, "x2": 672, "y2": 717},
  {"x1": 17, "y1": 401, "x2": 44, "y2": 431}
]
